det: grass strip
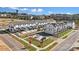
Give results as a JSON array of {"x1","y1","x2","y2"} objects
[{"x1": 40, "y1": 42, "x2": 58, "y2": 51}]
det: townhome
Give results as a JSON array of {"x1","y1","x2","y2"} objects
[
  {"x1": 44, "y1": 21, "x2": 75, "y2": 35},
  {"x1": 8, "y1": 20, "x2": 50, "y2": 32}
]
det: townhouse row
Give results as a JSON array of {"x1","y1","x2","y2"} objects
[
  {"x1": 44, "y1": 21, "x2": 75, "y2": 35},
  {"x1": 8, "y1": 20, "x2": 75, "y2": 36}
]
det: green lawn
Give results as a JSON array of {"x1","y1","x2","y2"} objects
[
  {"x1": 20, "y1": 34, "x2": 28, "y2": 38},
  {"x1": 26, "y1": 38, "x2": 41, "y2": 47},
  {"x1": 42, "y1": 38, "x2": 54, "y2": 48},
  {"x1": 9, "y1": 33, "x2": 36, "y2": 51},
  {"x1": 75, "y1": 19, "x2": 79, "y2": 26},
  {"x1": 62, "y1": 35, "x2": 68, "y2": 39},
  {"x1": 14, "y1": 32, "x2": 28, "y2": 39},
  {"x1": 62, "y1": 30, "x2": 75, "y2": 39},
  {"x1": 40, "y1": 42, "x2": 58, "y2": 51},
  {"x1": 25, "y1": 37, "x2": 54, "y2": 48},
  {"x1": 58, "y1": 29, "x2": 72, "y2": 38}
]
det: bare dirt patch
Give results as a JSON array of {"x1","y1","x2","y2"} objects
[{"x1": 0, "y1": 38, "x2": 11, "y2": 51}]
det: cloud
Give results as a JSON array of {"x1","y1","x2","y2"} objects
[
  {"x1": 9, "y1": 7, "x2": 29, "y2": 11},
  {"x1": 66, "y1": 12, "x2": 72, "y2": 14},
  {"x1": 27, "y1": 13, "x2": 31, "y2": 15},
  {"x1": 31, "y1": 8, "x2": 37, "y2": 12},
  {"x1": 38, "y1": 9, "x2": 43, "y2": 12},
  {"x1": 9, "y1": 7, "x2": 19, "y2": 10},
  {"x1": 48, "y1": 11, "x2": 53, "y2": 14},
  {"x1": 31, "y1": 8, "x2": 43, "y2": 12},
  {"x1": 20, "y1": 8, "x2": 28, "y2": 11}
]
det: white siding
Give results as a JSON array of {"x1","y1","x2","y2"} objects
[{"x1": 44, "y1": 21, "x2": 75, "y2": 35}]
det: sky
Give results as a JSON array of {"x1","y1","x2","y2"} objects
[{"x1": 0, "y1": 7, "x2": 79, "y2": 15}]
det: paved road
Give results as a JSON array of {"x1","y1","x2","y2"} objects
[
  {"x1": 0, "y1": 34, "x2": 25, "y2": 51},
  {"x1": 52, "y1": 30, "x2": 79, "y2": 51}
]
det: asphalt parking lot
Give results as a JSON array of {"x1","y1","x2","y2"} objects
[{"x1": 36, "y1": 32, "x2": 53, "y2": 36}]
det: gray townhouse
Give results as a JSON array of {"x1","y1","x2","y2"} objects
[
  {"x1": 44, "y1": 21, "x2": 75, "y2": 35},
  {"x1": 8, "y1": 20, "x2": 51, "y2": 32}
]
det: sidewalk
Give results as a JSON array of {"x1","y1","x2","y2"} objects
[
  {"x1": 50, "y1": 30, "x2": 76, "y2": 51},
  {"x1": 11, "y1": 30, "x2": 75, "y2": 51},
  {"x1": 60, "y1": 30, "x2": 75, "y2": 39},
  {"x1": 11, "y1": 34, "x2": 39, "y2": 50}
]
